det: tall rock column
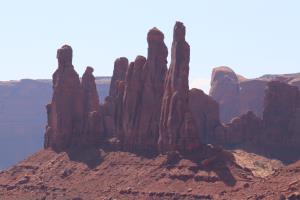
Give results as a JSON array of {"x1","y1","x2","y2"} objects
[
  {"x1": 138, "y1": 28, "x2": 168, "y2": 152},
  {"x1": 44, "y1": 45, "x2": 84, "y2": 151},
  {"x1": 122, "y1": 56, "x2": 146, "y2": 151},
  {"x1": 159, "y1": 22, "x2": 200, "y2": 153},
  {"x1": 82, "y1": 67, "x2": 100, "y2": 113},
  {"x1": 81, "y1": 66, "x2": 103, "y2": 146},
  {"x1": 122, "y1": 28, "x2": 168, "y2": 153}
]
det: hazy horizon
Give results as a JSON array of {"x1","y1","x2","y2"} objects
[{"x1": 1, "y1": 0, "x2": 300, "y2": 93}]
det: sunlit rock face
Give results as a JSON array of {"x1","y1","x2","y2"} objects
[
  {"x1": 44, "y1": 45, "x2": 84, "y2": 151},
  {"x1": 159, "y1": 22, "x2": 200, "y2": 153},
  {"x1": 261, "y1": 81, "x2": 300, "y2": 161},
  {"x1": 122, "y1": 28, "x2": 168, "y2": 153}
]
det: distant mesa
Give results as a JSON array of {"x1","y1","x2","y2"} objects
[{"x1": 210, "y1": 66, "x2": 300, "y2": 123}]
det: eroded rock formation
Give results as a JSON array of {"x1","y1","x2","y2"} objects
[
  {"x1": 214, "y1": 111, "x2": 263, "y2": 147},
  {"x1": 261, "y1": 81, "x2": 300, "y2": 161},
  {"x1": 213, "y1": 81, "x2": 300, "y2": 162},
  {"x1": 122, "y1": 28, "x2": 168, "y2": 153},
  {"x1": 81, "y1": 66, "x2": 103, "y2": 146},
  {"x1": 44, "y1": 45, "x2": 102, "y2": 151},
  {"x1": 43, "y1": 24, "x2": 300, "y2": 163},
  {"x1": 82, "y1": 67, "x2": 100, "y2": 113},
  {"x1": 101, "y1": 57, "x2": 128, "y2": 138},
  {"x1": 44, "y1": 45, "x2": 84, "y2": 151},
  {"x1": 109, "y1": 57, "x2": 128, "y2": 98},
  {"x1": 188, "y1": 88, "x2": 221, "y2": 144},
  {"x1": 122, "y1": 56, "x2": 146, "y2": 151},
  {"x1": 159, "y1": 22, "x2": 200, "y2": 153},
  {"x1": 209, "y1": 67, "x2": 240, "y2": 123}
]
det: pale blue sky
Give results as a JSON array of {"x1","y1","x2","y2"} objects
[{"x1": 1, "y1": 0, "x2": 300, "y2": 92}]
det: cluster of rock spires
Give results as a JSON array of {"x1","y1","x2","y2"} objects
[
  {"x1": 44, "y1": 22, "x2": 300, "y2": 162},
  {"x1": 45, "y1": 22, "x2": 216, "y2": 155}
]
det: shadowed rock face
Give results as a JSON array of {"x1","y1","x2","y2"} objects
[
  {"x1": 159, "y1": 22, "x2": 200, "y2": 153},
  {"x1": 44, "y1": 45, "x2": 84, "y2": 151},
  {"x1": 109, "y1": 57, "x2": 128, "y2": 98},
  {"x1": 101, "y1": 57, "x2": 128, "y2": 138},
  {"x1": 122, "y1": 57, "x2": 146, "y2": 150},
  {"x1": 82, "y1": 67, "x2": 100, "y2": 113},
  {"x1": 261, "y1": 81, "x2": 300, "y2": 161},
  {"x1": 214, "y1": 111, "x2": 263, "y2": 147},
  {"x1": 81, "y1": 67, "x2": 103, "y2": 147},
  {"x1": 188, "y1": 88, "x2": 221, "y2": 144}
]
